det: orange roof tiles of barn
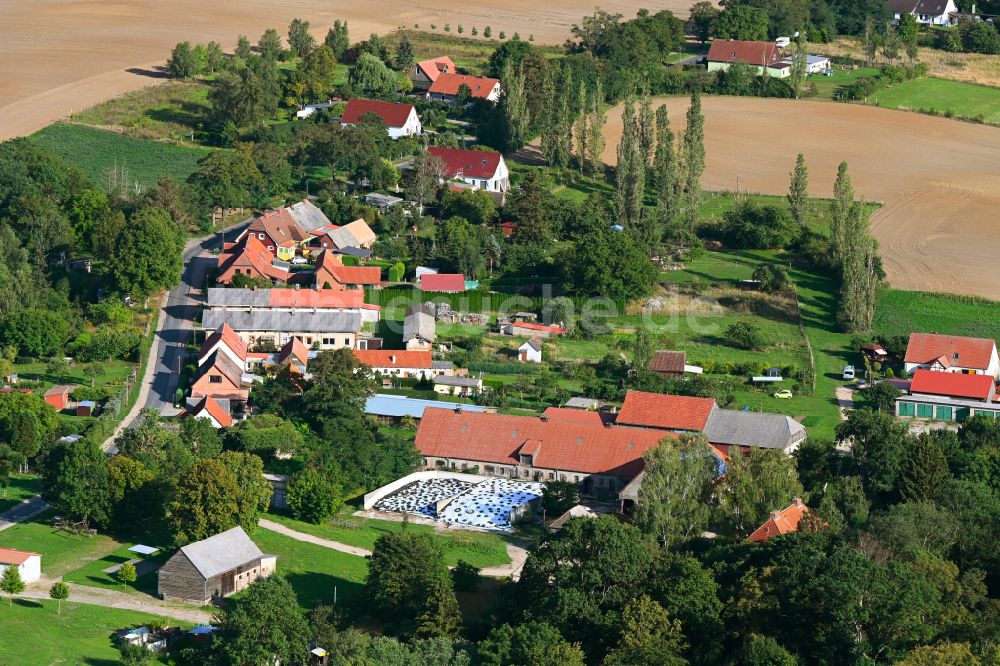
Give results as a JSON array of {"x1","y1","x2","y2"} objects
[
  {"x1": 747, "y1": 498, "x2": 811, "y2": 543},
  {"x1": 354, "y1": 349, "x2": 433, "y2": 369},
  {"x1": 415, "y1": 408, "x2": 672, "y2": 476},
  {"x1": 910, "y1": 369, "x2": 995, "y2": 400},
  {"x1": 267, "y1": 288, "x2": 365, "y2": 308},
  {"x1": 904, "y1": 332, "x2": 996, "y2": 370},
  {"x1": 616, "y1": 390, "x2": 717, "y2": 432},
  {"x1": 541, "y1": 407, "x2": 606, "y2": 426}
]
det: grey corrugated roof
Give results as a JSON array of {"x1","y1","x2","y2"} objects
[
  {"x1": 564, "y1": 397, "x2": 599, "y2": 409},
  {"x1": 179, "y1": 527, "x2": 263, "y2": 580},
  {"x1": 206, "y1": 288, "x2": 270, "y2": 308},
  {"x1": 203, "y1": 309, "x2": 361, "y2": 333},
  {"x1": 703, "y1": 409, "x2": 806, "y2": 450},
  {"x1": 365, "y1": 393, "x2": 490, "y2": 418},
  {"x1": 434, "y1": 375, "x2": 481, "y2": 387},
  {"x1": 404, "y1": 304, "x2": 436, "y2": 343},
  {"x1": 431, "y1": 360, "x2": 454, "y2": 370},
  {"x1": 325, "y1": 227, "x2": 359, "y2": 250},
  {"x1": 287, "y1": 200, "x2": 331, "y2": 233}
]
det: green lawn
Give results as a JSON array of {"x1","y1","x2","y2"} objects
[
  {"x1": 869, "y1": 76, "x2": 1000, "y2": 124},
  {"x1": 874, "y1": 289, "x2": 1000, "y2": 342},
  {"x1": 0, "y1": 599, "x2": 178, "y2": 665},
  {"x1": 807, "y1": 66, "x2": 880, "y2": 100},
  {"x1": 0, "y1": 510, "x2": 120, "y2": 577},
  {"x1": 250, "y1": 528, "x2": 369, "y2": 611},
  {"x1": 263, "y1": 512, "x2": 511, "y2": 568},
  {"x1": 63, "y1": 543, "x2": 171, "y2": 594},
  {"x1": 13, "y1": 358, "x2": 135, "y2": 393},
  {"x1": 32, "y1": 123, "x2": 212, "y2": 190},
  {"x1": 0, "y1": 474, "x2": 42, "y2": 515},
  {"x1": 72, "y1": 79, "x2": 212, "y2": 142}
]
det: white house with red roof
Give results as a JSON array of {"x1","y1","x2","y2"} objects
[
  {"x1": 188, "y1": 396, "x2": 234, "y2": 429},
  {"x1": 0, "y1": 547, "x2": 41, "y2": 583},
  {"x1": 354, "y1": 350, "x2": 454, "y2": 379},
  {"x1": 427, "y1": 146, "x2": 509, "y2": 193},
  {"x1": 340, "y1": 99, "x2": 421, "y2": 139},
  {"x1": 707, "y1": 39, "x2": 790, "y2": 78},
  {"x1": 427, "y1": 73, "x2": 501, "y2": 103},
  {"x1": 903, "y1": 332, "x2": 999, "y2": 379},
  {"x1": 198, "y1": 323, "x2": 249, "y2": 371},
  {"x1": 407, "y1": 56, "x2": 456, "y2": 91}
]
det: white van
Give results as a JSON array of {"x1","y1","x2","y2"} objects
[{"x1": 843, "y1": 365, "x2": 855, "y2": 380}]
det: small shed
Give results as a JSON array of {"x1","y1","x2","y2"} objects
[
  {"x1": 518, "y1": 338, "x2": 543, "y2": 363},
  {"x1": 44, "y1": 385, "x2": 73, "y2": 411},
  {"x1": 76, "y1": 400, "x2": 96, "y2": 417}
]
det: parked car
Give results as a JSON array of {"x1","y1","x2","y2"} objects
[
  {"x1": 843, "y1": 365, "x2": 856, "y2": 380},
  {"x1": 854, "y1": 380, "x2": 869, "y2": 390},
  {"x1": 290, "y1": 255, "x2": 309, "y2": 265},
  {"x1": 774, "y1": 390, "x2": 794, "y2": 399}
]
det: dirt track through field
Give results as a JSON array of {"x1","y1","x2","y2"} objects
[
  {"x1": 600, "y1": 96, "x2": 1000, "y2": 300},
  {"x1": 0, "y1": 0, "x2": 692, "y2": 141}
]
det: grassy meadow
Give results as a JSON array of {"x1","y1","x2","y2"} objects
[
  {"x1": 874, "y1": 290, "x2": 1000, "y2": 342},
  {"x1": 870, "y1": 77, "x2": 1000, "y2": 124},
  {"x1": 0, "y1": 474, "x2": 41, "y2": 515},
  {"x1": 0, "y1": 600, "x2": 178, "y2": 665},
  {"x1": 0, "y1": 510, "x2": 121, "y2": 577},
  {"x1": 32, "y1": 123, "x2": 211, "y2": 190}
]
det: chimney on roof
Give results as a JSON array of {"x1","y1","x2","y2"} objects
[
  {"x1": 793, "y1": 497, "x2": 803, "y2": 507},
  {"x1": 390, "y1": 355, "x2": 396, "y2": 364},
  {"x1": 539, "y1": 415, "x2": 548, "y2": 422}
]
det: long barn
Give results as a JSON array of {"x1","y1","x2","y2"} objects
[{"x1": 158, "y1": 527, "x2": 276, "y2": 604}]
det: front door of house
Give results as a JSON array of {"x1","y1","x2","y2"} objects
[{"x1": 221, "y1": 570, "x2": 235, "y2": 595}]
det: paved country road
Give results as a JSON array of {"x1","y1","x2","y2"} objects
[
  {"x1": 0, "y1": 496, "x2": 49, "y2": 533},
  {"x1": 103, "y1": 222, "x2": 249, "y2": 450}
]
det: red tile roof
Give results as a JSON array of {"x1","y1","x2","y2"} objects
[
  {"x1": 542, "y1": 407, "x2": 605, "y2": 426},
  {"x1": 707, "y1": 39, "x2": 783, "y2": 66},
  {"x1": 419, "y1": 273, "x2": 466, "y2": 292},
  {"x1": 616, "y1": 390, "x2": 717, "y2": 432},
  {"x1": 748, "y1": 498, "x2": 810, "y2": 543},
  {"x1": 354, "y1": 349, "x2": 433, "y2": 369},
  {"x1": 199, "y1": 323, "x2": 248, "y2": 362},
  {"x1": 904, "y1": 332, "x2": 996, "y2": 371},
  {"x1": 428, "y1": 73, "x2": 500, "y2": 99},
  {"x1": 511, "y1": 322, "x2": 567, "y2": 334},
  {"x1": 217, "y1": 234, "x2": 290, "y2": 283},
  {"x1": 279, "y1": 338, "x2": 310, "y2": 368},
  {"x1": 909, "y1": 369, "x2": 995, "y2": 400},
  {"x1": 192, "y1": 396, "x2": 233, "y2": 428},
  {"x1": 245, "y1": 208, "x2": 310, "y2": 245},
  {"x1": 415, "y1": 408, "x2": 673, "y2": 477},
  {"x1": 428, "y1": 146, "x2": 504, "y2": 180},
  {"x1": 315, "y1": 250, "x2": 381, "y2": 287},
  {"x1": 268, "y1": 288, "x2": 365, "y2": 309},
  {"x1": 413, "y1": 56, "x2": 456, "y2": 83},
  {"x1": 0, "y1": 547, "x2": 38, "y2": 565},
  {"x1": 651, "y1": 351, "x2": 686, "y2": 374},
  {"x1": 341, "y1": 99, "x2": 415, "y2": 128}
]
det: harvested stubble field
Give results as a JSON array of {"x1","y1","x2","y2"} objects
[
  {"x1": 600, "y1": 96, "x2": 1000, "y2": 300},
  {"x1": 0, "y1": 0, "x2": 691, "y2": 141}
]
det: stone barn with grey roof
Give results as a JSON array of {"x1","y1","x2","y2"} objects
[{"x1": 158, "y1": 527, "x2": 276, "y2": 604}]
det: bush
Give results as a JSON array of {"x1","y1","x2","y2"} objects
[
  {"x1": 387, "y1": 262, "x2": 405, "y2": 283},
  {"x1": 451, "y1": 560, "x2": 481, "y2": 592},
  {"x1": 542, "y1": 480, "x2": 579, "y2": 516},
  {"x1": 286, "y1": 468, "x2": 342, "y2": 524},
  {"x1": 77, "y1": 327, "x2": 142, "y2": 362},
  {"x1": 70, "y1": 385, "x2": 114, "y2": 402},
  {"x1": 726, "y1": 321, "x2": 767, "y2": 350},
  {"x1": 751, "y1": 264, "x2": 790, "y2": 293},
  {"x1": 0, "y1": 310, "x2": 70, "y2": 358},
  {"x1": 720, "y1": 201, "x2": 798, "y2": 249}
]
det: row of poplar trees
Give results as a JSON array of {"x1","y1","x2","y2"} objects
[{"x1": 615, "y1": 91, "x2": 705, "y2": 249}]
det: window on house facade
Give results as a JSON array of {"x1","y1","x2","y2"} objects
[
  {"x1": 322, "y1": 337, "x2": 335, "y2": 345},
  {"x1": 209, "y1": 375, "x2": 222, "y2": 384},
  {"x1": 258, "y1": 233, "x2": 265, "y2": 240},
  {"x1": 344, "y1": 338, "x2": 350, "y2": 346},
  {"x1": 520, "y1": 454, "x2": 532, "y2": 466}
]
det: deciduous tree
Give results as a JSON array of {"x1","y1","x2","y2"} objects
[
  {"x1": 787, "y1": 153, "x2": 808, "y2": 227},
  {"x1": 217, "y1": 576, "x2": 310, "y2": 666},
  {"x1": 636, "y1": 434, "x2": 716, "y2": 546},
  {"x1": 288, "y1": 18, "x2": 316, "y2": 57},
  {"x1": 681, "y1": 91, "x2": 705, "y2": 228}
]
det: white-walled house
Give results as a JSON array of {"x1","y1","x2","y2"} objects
[
  {"x1": 0, "y1": 547, "x2": 41, "y2": 583},
  {"x1": 886, "y1": 0, "x2": 957, "y2": 25},
  {"x1": 903, "y1": 332, "x2": 1000, "y2": 379},
  {"x1": 519, "y1": 338, "x2": 542, "y2": 363},
  {"x1": 427, "y1": 147, "x2": 510, "y2": 193},
  {"x1": 340, "y1": 99, "x2": 422, "y2": 139}
]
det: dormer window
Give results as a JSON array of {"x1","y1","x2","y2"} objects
[{"x1": 520, "y1": 454, "x2": 533, "y2": 466}]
